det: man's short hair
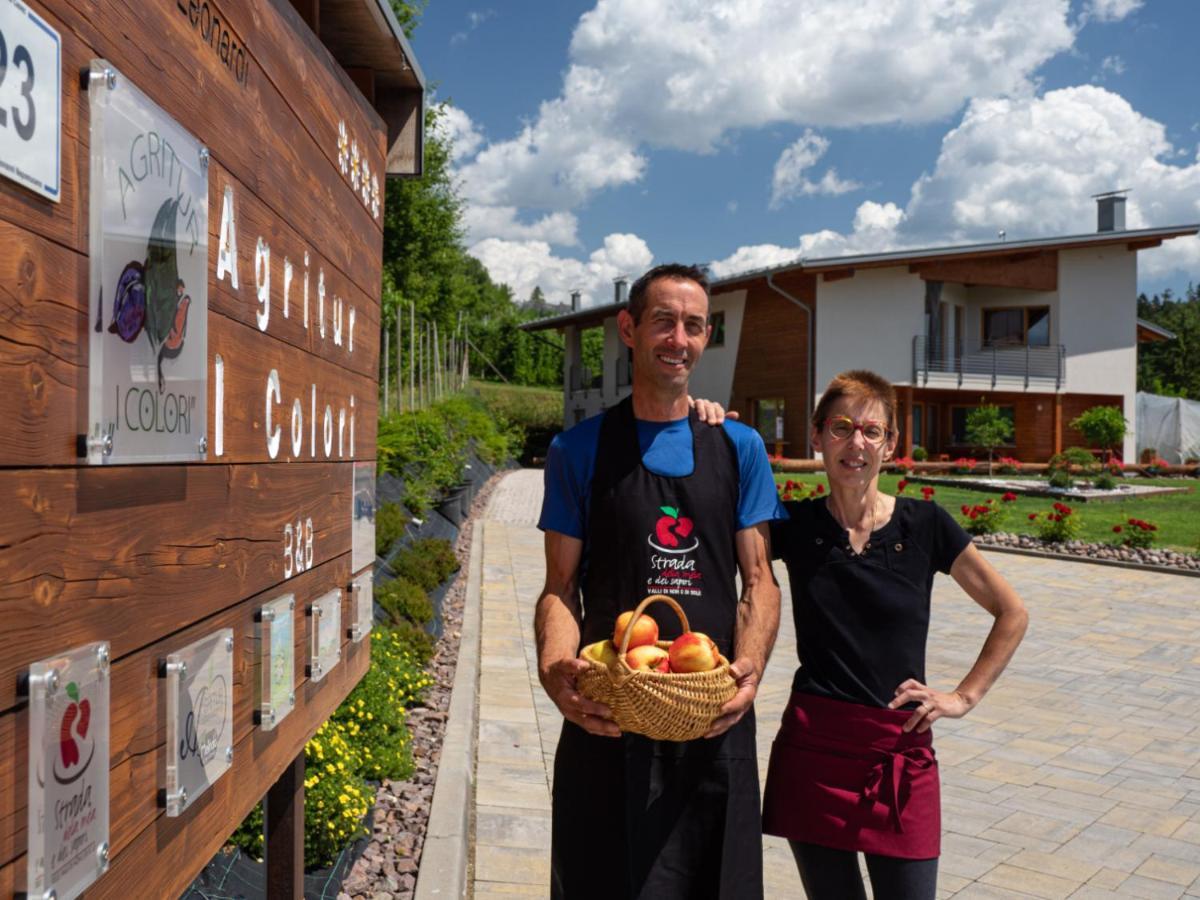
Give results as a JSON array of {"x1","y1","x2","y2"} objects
[{"x1": 627, "y1": 263, "x2": 710, "y2": 323}]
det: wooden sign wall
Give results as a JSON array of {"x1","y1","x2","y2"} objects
[{"x1": 0, "y1": 0, "x2": 402, "y2": 895}]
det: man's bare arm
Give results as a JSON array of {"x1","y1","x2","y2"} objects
[
  {"x1": 534, "y1": 530, "x2": 619, "y2": 737},
  {"x1": 705, "y1": 522, "x2": 780, "y2": 738}
]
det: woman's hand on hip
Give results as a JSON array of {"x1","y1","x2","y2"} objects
[{"x1": 889, "y1": 678, "x2": 972, "y2": 733}]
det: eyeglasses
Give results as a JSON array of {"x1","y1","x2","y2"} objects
[{"x1": 821, "y1": 416, "x2": 892, "y2": 445}]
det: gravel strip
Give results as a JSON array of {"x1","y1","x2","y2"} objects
[{"x1": 339, "y1": 474, "x2": 504, "y2": 900}]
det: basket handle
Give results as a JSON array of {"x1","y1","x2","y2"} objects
[{"x1": 617, "y1": 594, "x2": 691, "y2": 656}]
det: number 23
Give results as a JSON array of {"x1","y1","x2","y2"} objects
[{"x1": 0, "y1": 29, "x2": 38, "y2": 141}]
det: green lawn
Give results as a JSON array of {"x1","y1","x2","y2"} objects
[{"x1": 774, "y1": 472, "x2": 1200, "y2": 553}]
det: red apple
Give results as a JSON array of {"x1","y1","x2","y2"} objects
[
  {"x1": 614, "y1": 611, "x2": 658, "y2": 650},
  {"x1": 580, "y1": 639, "x2": 619, "y2": 669},
  {"x1": 624, "y1": 645, "x2": 669, "y2": 672},
  {"x1": 668, "y1": 632, "x2": 721, "y2": 673}
]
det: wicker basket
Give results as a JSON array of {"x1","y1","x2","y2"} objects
[{"x1": 577, "y1": 594, "x2": 737, "y2": 741}]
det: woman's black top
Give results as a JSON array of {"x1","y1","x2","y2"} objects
[{"x1": 770, "y1": 496, "x2": 972, "y2": 709}]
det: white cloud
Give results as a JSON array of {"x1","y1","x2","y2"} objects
[
  {"x1": 712, "y1": 86, "x2": 1200, "y2": 280},
  {"x1": 769, "y1": 130, "x2": 863, "y2": 209},
  {"x1": 463, "y1": 206, "x2": 579, "y2": 245},
  {"x1": 432, "y1": 105, "x2": 484, "y2": 162},
  {"x1": 458, "y1": 0, "x2": 1075, "y2": 215},
  {"x1": 1101, "y1": 55, "x2": 1126, "y2": 76},
  {"x1": 468, "y1": 233, "x2": 654, "y2": 307},
  {"x1": 1082, "y1": 0, "x2": 1142, "y2": 23}
]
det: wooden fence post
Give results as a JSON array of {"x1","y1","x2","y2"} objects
[{"x1": 265, "y1": 750, "x2": 306, "y2": 899}]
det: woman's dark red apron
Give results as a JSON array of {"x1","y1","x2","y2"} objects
[
  {"x1": 551, "y1": 397, "x2": 762, "y2": 900},
  {"x1": 762, "y1": 691, "x2": 941, "y2": 859}
]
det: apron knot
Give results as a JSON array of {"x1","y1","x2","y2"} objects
[{"x1": 860, "y1": 746, "x2": 936, "y2": 833}]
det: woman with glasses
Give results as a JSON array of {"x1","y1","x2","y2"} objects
[{"x1": 759, "y1": 369, "x2": 1027, "y2": 900}]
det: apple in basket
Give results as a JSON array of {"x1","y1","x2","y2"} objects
[
  {"x1": 668, "y1": 632, "x2": 721, "y2": 673},
  {"x1": 613, "y1": 610, "x2": 658, "y2": 650},
  {"x1": 624, "y1": 644, "x2": 670, "y2": 672},
  {"x1": 579, "y1": 639, "x2": 619, "y2": 669}
]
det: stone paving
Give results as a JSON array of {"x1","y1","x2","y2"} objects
[{"x1": 471, "y1": 469, "x2": 1200, "y2": 898}]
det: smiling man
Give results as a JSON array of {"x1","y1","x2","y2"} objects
[{"x1": 534, "y1": 263, "x2": 784, "y2": 899}]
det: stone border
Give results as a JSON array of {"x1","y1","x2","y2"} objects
[
  {"x1": 413, "y1": 518, "x2": 482, "y2": 900},
  {"x1": 975, "y1": 537, "x2": 1200, "y2": 578},
  {"x1": 908, "y1": 474, "x2": 1190, "y2": 502}
]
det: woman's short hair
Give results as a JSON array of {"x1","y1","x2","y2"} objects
[{"x1": 813, "y1": 370, "x2": 898, "y2": 432}]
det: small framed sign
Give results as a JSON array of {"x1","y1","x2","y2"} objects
[
  {"x1": 0, "y1": 0, "x2": 61, "y2": 202},
  {"x1": 25, "y1": 642, "x2": 111, "y2": 900},
  {"x1": 348, "y1": 571, "x2": 372, "y2": 643},
  {"x1": 161, "y1": 629, "x2": 234, "y2": 817},
  {"x1": 257, "y1": 594, "x2": 296, "y2": 731},
  {"x1": 352, "y1": 461, "x2": 375, "y2": 573},
  {"x1": 307, "y1": 589, "x2": 341, "y2": 682}
]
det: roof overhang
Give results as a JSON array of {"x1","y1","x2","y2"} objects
[
  {"x1": 1137, "y1": 318, "x2": 1176, "y2": 343},
  {"x1": 519, "y1": 300, "x2": 627, "y2": 333},
  {"x1": 711, "y1": 224, "x2": 1200, "y2": 287},
  {"x1": 303, "y1": 0, "x2": 426, "y2": 177}
]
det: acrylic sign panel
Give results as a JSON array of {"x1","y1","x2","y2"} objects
[
  {"x1": 25, "y1": 642, "x2": 111, "y2": 900},
  {"x1": 258, "y1": 593, "x2": 296, "y2": 731},
  {"x1": 86, "y1": 58, "x2": 208, "y2": 464},
  {"x1": 352, "y1": 460, "x2": 375, "y2": 573},
  {"x1": 308, "y1": 589, "x2": 341, "y2": 682},
  {"x1": 349, "y1": 570, "x2": 372, "y2": 643},
  {"x1": 163, "y1": 629, "x2": 234, "y2": 816}
]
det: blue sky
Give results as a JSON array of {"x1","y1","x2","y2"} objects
[{"x1": 412, "y1": 0, "x2": 1200, "y2": 305}]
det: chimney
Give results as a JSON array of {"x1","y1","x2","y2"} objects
[
  {"x1": 570, "y1": 290, "x2": 581, "y2": 311},
  {"x1": 613, "y1": 277, "x2": 628, "y2": 305},
  {"x1": 1093, "y1": 189, "x2": 1128, "y2": 233}
]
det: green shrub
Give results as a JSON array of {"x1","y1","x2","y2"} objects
[
  {"x1": 911, "y1": 445, "x2": 928, "y2": 462},
  {"x1": 959, "y1": 498, "x2": 1007, "y2": 536},
  {"x1": 1047, "y1": 468, "x2": 1073, "y2": 489},
  {"x1": 391, "y1": 618, "x2": 436, "y2": 663},
  {"x1": 1033, "y1": 502, "x2": 1081, "y2": 543},
  {"x1": 1070, "y1": 406, "x2": 1127, "y2": 458},
  {"x1": 1092, "y1": 471, "x2": 1118, "y2": 491},
  {"x1": 1112, "y1": 518, "x2": 1157, "y2": 550},
  {"x1": 376, "y1": 576, "x2": 433, "y2": 626},
  {"x1": 376, "y1": 502, "x2": 410, "y2": 557},
  {"x1": 389, "y1": 538, "x2": 459, "y2": 592}
]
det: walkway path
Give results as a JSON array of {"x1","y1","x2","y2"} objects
[{"x1": 471, "y1": 469, "x2": 1200, "y2": 898}]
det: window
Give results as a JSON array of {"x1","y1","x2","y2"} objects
[
  {"x1": 951, "y1": 406, "x2": 1015, "y2": 446},
  {"x1": 708, "y1": 311, "x2": 725, "y2": 347},
  {"x1": 755, "y1": 398, "x2": 785, "y2": 443},
  {"x1": 983, "y1": 306, "x2": 1051, "y2": 347},
  {"x1": 911, "y1": 405, "x2": 923, "y2": 448}
]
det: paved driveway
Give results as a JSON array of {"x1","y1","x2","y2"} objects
[{"x1": 471, "y1": 470, "x2": 1200, "y2": 899}]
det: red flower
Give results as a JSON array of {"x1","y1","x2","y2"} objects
[
  {"x1": 1002, "y1": 492, "x2": 1017, "y2": 502},
  {"x1": 921, "y1": 486, "x2": 935, "y2": 498},
  {"x1": 968, "y1": 511, "x2": 978, "y2": 519},
  {"x1": 898, "y1": 479, "x2": 909, "y2": 492},
  {"x1": 816, "y1": 484, "x2": 825, "y2": 494},
  {"x1": 1028, "y1": 513, "x2": 1037, "y2": 520},
  {"x1": 1112, "y1": 525, "x2": 1123, "y2": 533},
  {"x1": 1149, "y1": 524, "x2": 1158, "y2": 531},
  {"x1": 1128, "y1": 518, "x2": 1137, "y2": 526},
  {"x1": 961, "y1": 505, "x2": 971, "y2": 515}
]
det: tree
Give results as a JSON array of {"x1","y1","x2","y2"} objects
[
  {"x1": 1137, "y1": 284, "x2": 1200, "y2": 399},
  {"x1": 1070, "y1": 405, "x2": 1127, "y2": 462},
  {"x1": 965, "y1": 405, "x2": 1014, "y2": 473}
]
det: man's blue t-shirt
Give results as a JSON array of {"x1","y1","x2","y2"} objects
[{"x1": 538, "y1": 413, "x2": 786, "y2": 543}]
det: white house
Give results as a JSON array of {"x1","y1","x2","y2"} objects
[{"x1": 522, "y1": 198, "x2": 1198, "y2": 462}]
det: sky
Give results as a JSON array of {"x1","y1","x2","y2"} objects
[{"x1": 411, "y1": 0, "x2": 1200, "y2": 307}]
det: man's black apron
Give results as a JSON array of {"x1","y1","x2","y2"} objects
[{"x1": 550, "y1": 397, "x2": 763, "y2": 900}]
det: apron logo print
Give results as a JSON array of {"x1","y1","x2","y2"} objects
[{"x1": 649, "y1": 506, "x2": 700, "y2": 554}]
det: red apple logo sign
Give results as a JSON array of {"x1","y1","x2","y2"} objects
[
  {"x1": 54, "y1": 681, "x2": 96, "y2": 784},
  {"x1": 648, "y1": 505, "x2": 699, "y2": 553}
]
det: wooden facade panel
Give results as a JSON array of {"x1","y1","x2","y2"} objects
[
  {"x1": 0, "y1": 551, "x2": 356, "y2": 872},
  {"x1": 912, "y1": 251, "x2": 1058, "y2": 292},
  {"x1": 0, "y1": 461, "x2": 356, "y2": 715},
  {"x1": 729, "y1": 276, "x2": 816, "y2": 457},
  {"x1": 206, "y1": 159, "x2": 382, "y2": 382},
  {"x1": 0, "y1": 600, "x2": 370, "y2": 896},
  {"x1": 906, "y1": 389, "x2": 1123, "y2": 461},
  {"x1": 8, "y1": 0, "x2": 384, "y2": 299},
  {"x1": 0, "y1": 222, "x2": 378, "y2": 466}
]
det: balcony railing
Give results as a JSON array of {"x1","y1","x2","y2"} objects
[{"x1": 913, "y1": 336, "x2": 1065, "y2": 388}]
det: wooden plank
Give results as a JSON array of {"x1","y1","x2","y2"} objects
[
  {"x1": 911, "y1": 251, "x2": 1058, "y2": 292},
  {"x1": 0, "y1": 220, "x2": 379, "y2": 467},
  {"x1": 821, "y1": 268, "x2": 855, "y2": 283},
  {"x1": 5, "y1": 0, "x2": 385, "y2": 300},
  {"x1": 0, "y1": 461, "x2": 363, "y2": 714},
  {"x1": 265, "y1": 751, "x2": 306, "y2": 899},
  {"x1": 0, "y1": 593, "x2": 371, "y2": 897},
  {"x1": 0, "y1": 550, "x2": 361, "y2": 871}
]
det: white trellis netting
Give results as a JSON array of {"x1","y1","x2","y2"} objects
[{"x1": 1136, "y1": 392, "x2": 1200, "y2": 463}]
